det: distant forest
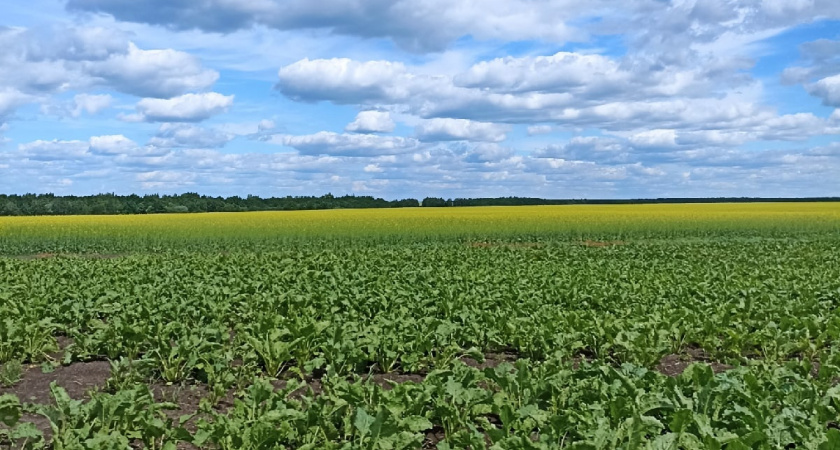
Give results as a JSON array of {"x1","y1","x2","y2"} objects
[{"x1": 0, "y1": 193, "x2": 838, "y2": 216}]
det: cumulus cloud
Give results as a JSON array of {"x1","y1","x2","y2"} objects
[
  {"x1": 346, "y1": 110, "x2": 395, "y2": 133},
  {"x1": 0, "y1": 28, "x2": 218, "y2": 98},
  {"x1": 88, "y1": 134, "x2": 138, "y2": 155},
  {"x1": 18, "y1": 139, "x2": 91, "y2": 161},
  {"x1": 127, "y1": 93, "x2": 234, "y2": 122},
  {"x1": 807, "y1": 74, "x2": 840, "y2": 107},
  {"x1": 148, "y1": 123, "x2": 234, "y2": 148},
  {"x1": 258, "y1": 120, "x2": 276, "y2": 131},
  {"x1": 277, "y1": 58, "x2": 413, "y2": 103},
  {"x1": 527, "y1": 125, "x2": 554, "y2": 135},
  {"x1": 5, "y1": 131, "x2": 840, "y2": 198},
  {"x1": 782, "y1": 39, "x2": 840, "y2": 84},
  {"x1": 66, "y1": 0, "x2": 593, "y2": 52},
  {"x1": 86, "y1": 43, "x2": 218, "y2": 98},
  {"x1": 41, "y1": 93, "x2": 112, "y2": 118},
  {"x1": 269, "y1": 131, "x2": 420, "y2": 156},
  {"x1": 274, "y1": 55, "x2": 794, "y2": 133},
  {"x1": 136, "y1": 170, "x2": 197, "y2": 189},
  {"x1": 629, "y1": 129, "x2": 678, "y2": 149},
  {"x1": 462, "y1": 143, "x2": 515, "y2": 163},
  {"x1": 0, "y1": 89, "x2": 33, "y2": 119},
  {"x1": 415, "y1": 118, "x2": 509, "y2": 142}
]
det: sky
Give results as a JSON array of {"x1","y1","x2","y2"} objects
[{"x1": 1, "y1": 0, "x2": 839, "y2": 199}]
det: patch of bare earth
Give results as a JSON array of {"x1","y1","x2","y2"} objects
[
  {"x1": 656, "y1": 347, "x2": 732, "y2": 377},
  {"x1": 423, "y1": 425, "x2": 447, "y2": 449},
  {"x1": 460, "y1": 352, "x2": 520, "y2": 370},
  {"x1": 271, "y1": 377, "x2": 325, "y2": 399},
  {"x1": 148, "y1": 383, "x2": 237, "y2": 450},
  {"x1": 0, "y1": 361, "x2": 111, "y2": 404},
  {"x1": 368, "y1": 373, "x2": 426, "y2": 390},
  {"x1": 0, "y1": 361, "x2": 112, "y2": 443}
]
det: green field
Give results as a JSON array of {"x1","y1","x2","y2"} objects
[{"x1": 2, "y1": 204, "x2": 840, "y2": 449}]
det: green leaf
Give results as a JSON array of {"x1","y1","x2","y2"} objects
[
  {"x1": 354, "y1": 408, "x2": 375, "y2": 437},
  {"x1": 820, "y1": 429, "x2": 840, "y2": 450},
  {"x1": 402, "y1": 416, "x2": 433, "y2": 433},
  {"x1": 0, "y1": 394, "x2": 21, "y2": 427}
]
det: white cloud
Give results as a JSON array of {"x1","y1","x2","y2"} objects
[
  {"x1": 278, "y1": 58, "x2": 413, "y2": 103},
  {"x1": 136, "y1": 170, "x2": 197, "y2": 189},
  {"x1": 807, "y1": 74, "x2": 840, "y2": 107},
  {"x1": 86, "y1": 43, "x2": 219, "y2": 98},
  {"x1": 269, "y1": 131, "x2": 420, "y2": 156},
  {"x1": 18, "y1": 139, "x2": 90, "y2": 160},
  {"x1": 415, "y1": 118, "x2": 509, "y2": 142},
  {"x1": 129, "y1": 92, "x2": 234, "y2": 122},
  {"x1": 0, "y1": 27, "x2": 218, "y2": 98},
  {"x1": 41, "y1": 93, "x2": 113, "y2": 118},
  {"x1": 346, "y1": 110, "x2": 395, "y2": 133},
  {"x1": 629, "y1": 129, "x2": 678, "y2": 149},
  {"x1": 258, "y1": 119, "x2": 276, "y2": 131},
  {"x1": 66, "y1": 0, "x2": 597, "y2": 52},
  {"x1": 463, "y1": 143, "x2": 514, "y2": 163},
  {"x1": 363, "y1": 163, "x2": 384, "y2": 172},
  {"x1": 88, "y1": 134, "x2": 138, "y2": 155},
  {"x1": 455, "y1": 52, "x2": 626, "y2": 94},
  {"x1": 0, "y1": 89, "x2": 33, "y2": 118},
  {"x1": 527, "y1": 125, "x2": 554, "y2": 135},
  {"x1": 148, "y1": 123, "x2": 234, "y2": 148}
]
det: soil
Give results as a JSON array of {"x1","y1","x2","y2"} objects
[
  {"x1": 461, "y1": 352, "x2": 520, "y2": 370},
  {"x1": 423, "y1": 425, "x2": 447, "y2": 448},
  {"x1": 368, "y1": 373, "x2": 426, "y2": 390},
  {"x1": 656, "y1": 346, "x2": 732, "y2": 377},
  {"x1": 0, "y1": 361, "x2": 111, "y2": 404},
  {"x1": 0, "y1": 361, "x2": 111, "y2": 445},
  {"x1": 271, "y1": 377, "x2": 325, "y2": 398}
]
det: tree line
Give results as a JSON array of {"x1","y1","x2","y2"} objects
[{"x1": 0, "y1": 193, "x2": 837, "y2": 216}]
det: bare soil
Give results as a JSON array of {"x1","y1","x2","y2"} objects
[
  {"x1": 656, "y1": 346, "x2": 732, "y2": 377},
  {"x1": 0, "y1": 361, "x2": 111, "y2": 404},
  {"x1": 461, "y1": 352, "x2": 520, "y2": 370}
]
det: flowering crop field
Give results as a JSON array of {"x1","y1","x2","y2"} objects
[{"x1": 2, "y1": 203, "x2": 840, "y2": 449}]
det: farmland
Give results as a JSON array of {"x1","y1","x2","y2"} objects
[{"x1": 2, "y1": 203, "x2": 840, "y2": 449}]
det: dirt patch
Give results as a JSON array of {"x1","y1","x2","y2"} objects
[
  {"x1": 461, "y1": 352, "x2": 520, "y2": 370},
  {"x1": 271, "y1": 378, "x2": 324, "y2": 399},
  {"x1": 423, "y1": 425, "x2": 447, "y2": 449},
  {"x1": 368, "y1": 373, "x2": 426, "y2": 390},
  {"x1": 150, "y1": 382, "x2": 233, "y2": 448},
  {"x1": 0, "y1": 361, "x2": 111, "y2": 445},
  {"x1": 580, "y1": 240, "x2": 626, "y2": 248},
  {"x1": 0, "y1": 361, "x2": 111, "y2": 404},
  {"x1": 656, "y1": 347, "x2": 732, "y2": 377}
]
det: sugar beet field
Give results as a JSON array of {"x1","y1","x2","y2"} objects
[{"x1": 2, "y1": 203, "x2": 840, "y2": 449}]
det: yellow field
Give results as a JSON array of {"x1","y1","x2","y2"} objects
[{"x1": 1, "y1": 203, "x2": 839, "y2": 245}]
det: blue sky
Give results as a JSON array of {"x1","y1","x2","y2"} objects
[{"x1": 1, "y1": 0, "x2": 839, "y2": 199}]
